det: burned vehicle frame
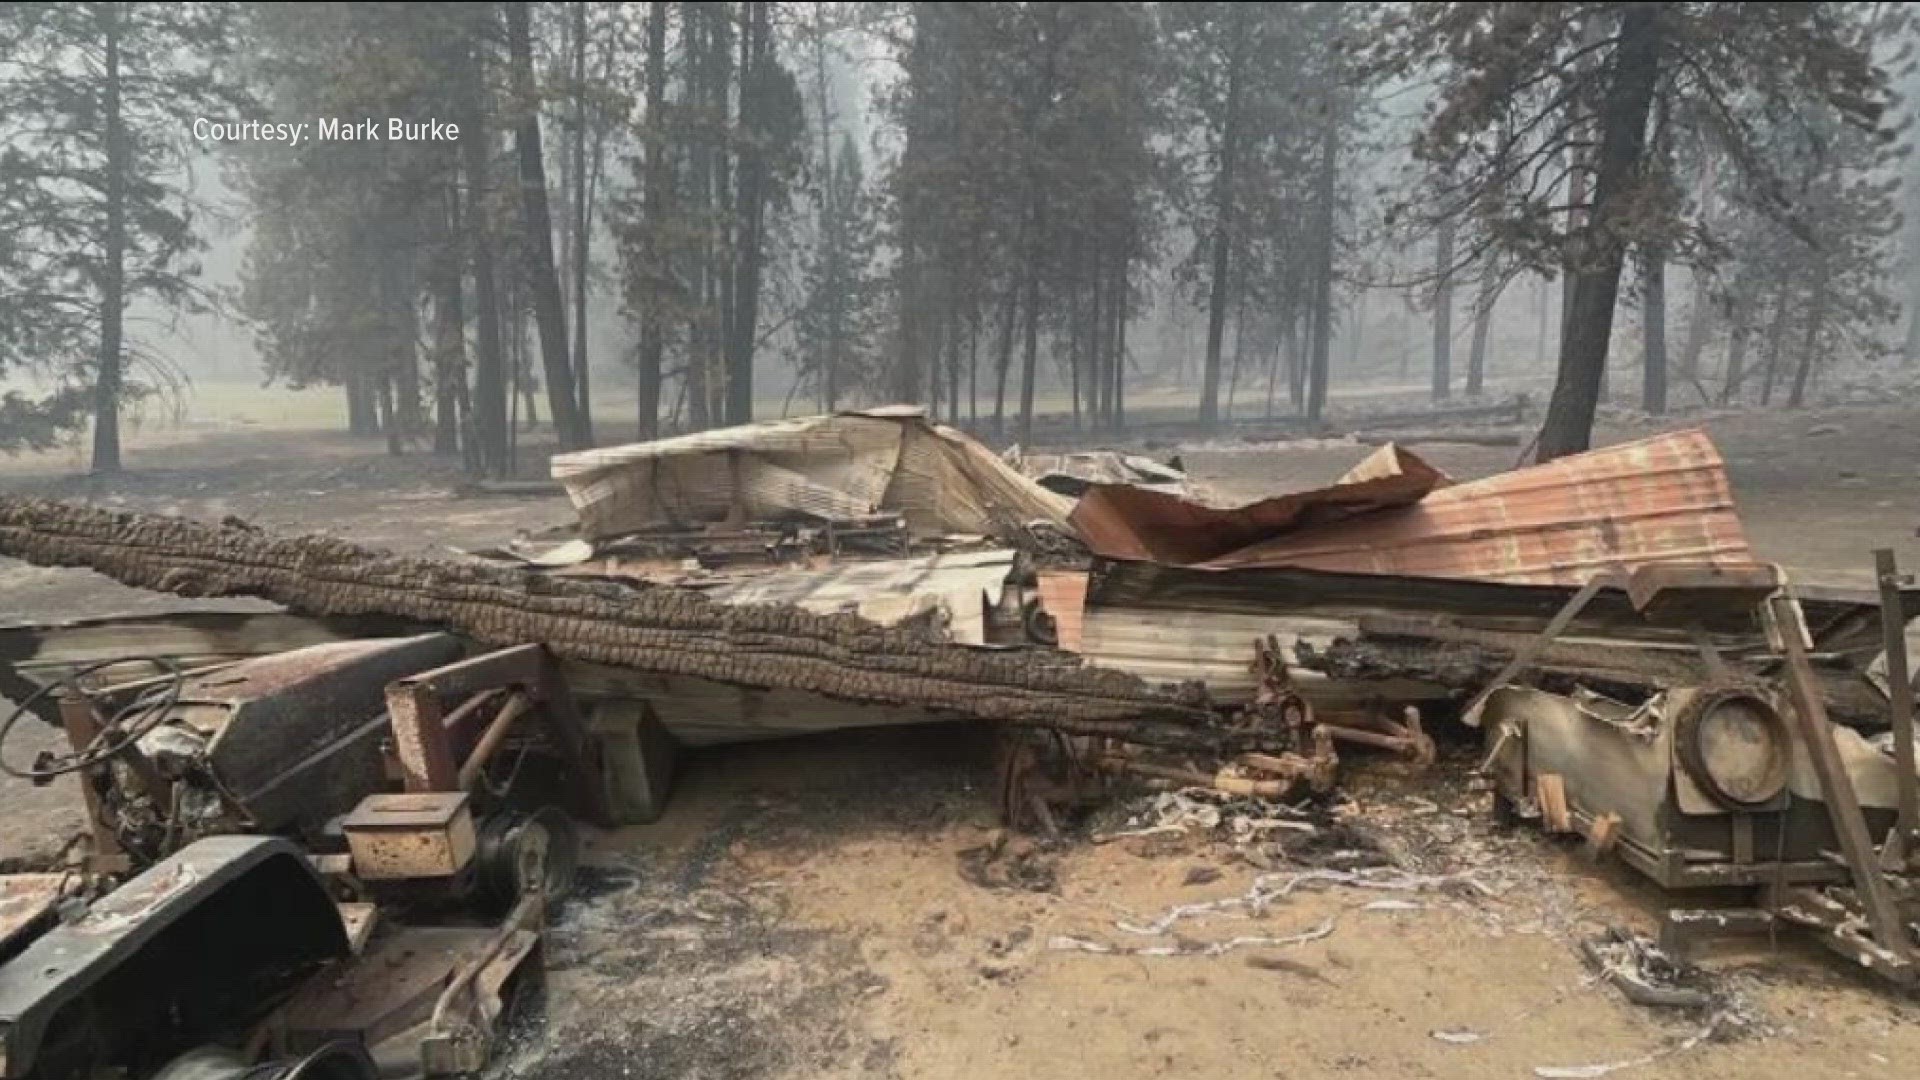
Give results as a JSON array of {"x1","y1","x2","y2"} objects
[
  {"x1": 1474, "y1": 557, "x2": 1920, "y2": 984},
  {"x1": 0, "y1": 632, "x2": 637, "y2": 1080}
]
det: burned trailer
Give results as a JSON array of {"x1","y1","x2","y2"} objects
[{"x1": 0, "y1": 491, "x2": 1338, "y2": 849}]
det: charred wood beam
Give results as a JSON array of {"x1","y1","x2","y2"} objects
[
  {"x1": 1296, "y1": 628, "x2": 1890, "y2": 727},
  {"x1": 0, "y1": 499, "x2": 1214, "y2": 738}
]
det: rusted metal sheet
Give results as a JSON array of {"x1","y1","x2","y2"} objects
[
  {"x1": 1077, "y1": 601, "x2": 1434, "y2": 705},
  {"x1": 1036, "y1": 570, "x2": 1089, "y2": 653},
  {"x1": 0, "y1": 876, "x2": 67, "y2": 954},
  {"x1": 1071, "y1": 443, "x2": 1448, "y2": 566},
  {"x1": 1075, "y1": 558, "x2": 1906, "y2": 707},
  {"x1": 1212, "y1": 430, "x2": 1753, "y2": 582},
  {"x1": 142, "y1": 634, "x2": 466, "y2": 836},
  {"x1": 1074, "y1": 430, "x2": 1753, "y2": 585}
]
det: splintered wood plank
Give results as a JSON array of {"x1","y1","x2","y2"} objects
[{"x1": 1536, "y1": 773, "x2": 1571, "y2": 833}]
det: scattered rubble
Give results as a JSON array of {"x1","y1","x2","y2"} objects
[
  {"x1": 1046, "y1": 917, "x2": 1336, "y2": 959},
  {"x1": 1580, "y1": 927, "x2": 1718, "y2": 1011},
  {"x1": 7, "y1": 407, "x2": 1920, "y2": 1080},
  {"x1": 1003, "y1": 447, "x2": 1207, "y2": 500},
  {"x1": 956, "y1": 832, "x2": 1060, "y2": 893}
]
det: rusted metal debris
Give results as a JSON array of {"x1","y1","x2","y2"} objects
[
  {"x1": 1073, "y1": 429, "x2": 1751, "y2": 583},
  {"x1": 1050, "y1": 432, "x2": 1773, "y2": 710},
  {"x1": 1073, "y1": 442, "x2": 1446, "y2": 567},
  {"x1": 1478, "y1": 559, "x2": 1920, "y2": 986},
  {"x1": 0, "y1": 874, "x2": 72, "y2": 954},
  {"x1": 1004, "y1": 447, "x2": 1207, "y2": 500}
]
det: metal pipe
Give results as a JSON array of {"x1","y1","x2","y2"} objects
[
  {"x1": 439, "y1": 688, "x2": 508, "y2": 736},
  {"x1": 1316, "y1": 724, "x2": 1414, "y2": 753},
  {"x1": 457, "y1": 692, "x2": 534, "y2": 792}
]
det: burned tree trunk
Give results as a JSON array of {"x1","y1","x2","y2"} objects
[
  {"x1": 1537, "y1": 5, "x2": 1663, "y2": 461},
  {"x1": 1787, "y1": 272, "x2": 1829, "y2": 409},
  {"x1": 1197, "y1": 24, "x2": 1245, "y2": 430},
  {"x1": 636, "y1": 0, "x2": 670, "y2": 440},
  {"x1": 506, "y1": 0, "x2": 588, "y2": 451},
  {"x1": 0, "y1": 499, "x2": 1216, "y2": 744},
  {"x1": 431, "y1": 180, "x2": 468, "y2": 455},
  {"x1": 1466, "y1": 266, "x2": 1508, "y2": 397}
]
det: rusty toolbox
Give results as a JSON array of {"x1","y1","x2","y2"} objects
[{"x1": 342, "y1": 792, "x2": 477, "y2": 880}]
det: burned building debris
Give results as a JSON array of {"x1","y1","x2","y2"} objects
[
  {"x1": 547, "y1": 407, "x2": 1075, "y2": 546},
  {"x1": 3, "y1": 412, "x2": 1920, "y2": 1080},
  {"x1": 0, "y1": 495, "x2": 1212, "y2": 741}
]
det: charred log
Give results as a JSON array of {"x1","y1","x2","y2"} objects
[
  {"x1": 0, "y1": 499, "x2": 1214, "y2": 742},
  {"x1": 1295, "y1": 632, "x2": 1890, "y2": 729}
]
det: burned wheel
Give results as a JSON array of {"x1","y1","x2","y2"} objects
[
  {"x1": 476, "y1": 807, "x2": 581, "y2": 914},
  {"x1": 1673, "y1": 687, "x2": 1791, "y2": 810}
]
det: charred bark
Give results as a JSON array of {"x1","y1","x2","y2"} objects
[
  {"x1": 1787, "y1": 271, "x2": 1828, "y2": 409},
  {"x1": 1466, "y1": 268, "x2": 1509, "y2": 398},
  {"x1": 459, "y1": 40, "x2": 510, "y2": 479},
  {"x1": 0, "y1": 499, "x2": 1216, "y2": 741},
  {"x1": 1537, "y1": 5, "x2": 1663, "y2": 461},
  {"x1": 431, "y1": 180, "x2": 468, "y2": 455},
  {"x1": 1305, "y1": 107, "x2": 1337, "y2": 422},
  {"x1": 723, "y1": 0, "x2": 772, "y2": 427},
  {"x1": 1197, "y1": 24, "x2": 1244, "y2": 430}
]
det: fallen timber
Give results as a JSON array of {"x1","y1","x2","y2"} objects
[{"x1": 0, "y1": 497, "x2": 1219, "y2": 749}]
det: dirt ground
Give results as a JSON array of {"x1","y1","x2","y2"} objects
[{"x1": 4, "y1": 400, "x2": 1920, "y2": 1079}]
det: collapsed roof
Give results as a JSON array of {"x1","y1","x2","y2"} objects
[
  {"x1": 1071, "y1": 429, "x2": 1753, "y2": 584},
  {"x1": 549, "y1": 407, "x2": 1074, "y2": 542}
]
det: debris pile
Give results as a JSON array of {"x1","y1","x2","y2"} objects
[
  {"x1": 0, "y1": 496, "x2": 1217, "y2": 745},
  {"x1": 548, "y1": 407, "x2": 1074, "y2": 544},
  {"x1": 1580, "y1": 927, "x2": 1719, "y2": 1011},
  {"x1": 1003, "y1": 447, "x2": 1206, "y2": 501}
]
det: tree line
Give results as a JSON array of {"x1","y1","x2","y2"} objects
[{"x1": 0, "y1": 2, "x2": 1910, "y2": 475}]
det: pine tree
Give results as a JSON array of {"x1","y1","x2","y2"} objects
[
  {"x1": 1371, "y1": 3, "x2": 1898, "y2": 458},
  {"x1": 0, "y1": 1, "x2": 250, "y2": 471}
]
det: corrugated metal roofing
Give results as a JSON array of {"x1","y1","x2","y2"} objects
[
  {"x1": 549, "y1": 410, "x2": 1072, "y2": 541},
  {"x1": 1072, "y1": 430, "x2": 1751, "y2": 585},
  {"x1": 1207, "y1": 429, "x2": 1753, "y2": 583},
  {"x1": 1072, "y1": 443, "x2": 1449, "y2": 566}
]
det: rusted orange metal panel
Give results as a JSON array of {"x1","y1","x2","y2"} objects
[
  {"x1": 1071, "y1": 443, "x2": 1450, "y2": 566},
  {"x1": 1074, "y1": 430, "x2": 1754, "y2": 585},
  {"x1": 1035, "y1": 570, "x2": 1090, "y2": 653}
]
